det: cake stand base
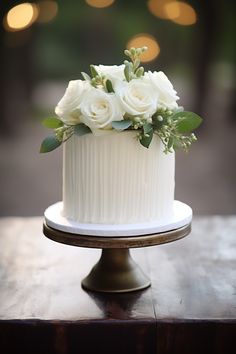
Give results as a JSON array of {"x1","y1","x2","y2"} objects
[
  {"x1": 82, "y1": 249, "x2": 151, "y2": 293},
  {"x1": 43, "y1": 221, "x2": 191, "y2": 293}
]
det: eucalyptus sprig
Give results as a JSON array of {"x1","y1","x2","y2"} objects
[
  {"x1": 82, "y1": 65, "x2": 115, "y2": 93},
  {"x1": 111, "y1": 109, "x2": 202, "y2": 151},
  {"x1": 146, "y1": 110, "x2": 201, "y2": 151},
  {"x1": 40, "y1": 118, "x2": 92, "y2": 153},
  {"x1": 123, "y1": 46, "x2": 147, "y2": 81}
]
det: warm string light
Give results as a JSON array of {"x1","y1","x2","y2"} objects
[
  {"x1": 165, "y1": 2, "x2": 197, "y2": 25},
  {"x1": 147, "y1": 0, "x2": 173, "y2": 20},
  {"x1": 85, "y1": 0, "x2": 115, "y2": 8},
  {"x1": 3, "y1": 1, "x2": 59, "y2": 33},
  {"x1": 37, "y1": 1, "x2": 58, "y2": 23},
  {"x1": 127, "y1": 34, "x2": 160, "y2": 62},
  {"x1": 147, "y1": 0, "x2": 197, "y2": 26},
  {"x1": 3, "y1": 3, "x2": 39, "y2": 32}
]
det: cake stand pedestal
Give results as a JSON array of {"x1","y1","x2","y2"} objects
[{"x1": 43, "y1": 222, "x2": 191, "y2": 293}]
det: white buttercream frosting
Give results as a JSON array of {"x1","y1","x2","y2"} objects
[{"x1": 62, "y1": 131, "x2": 175, "y2": 224}]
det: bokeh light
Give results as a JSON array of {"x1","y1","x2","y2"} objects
[
  {"x1": 127, "y1": 34, "x2": 160, "y2": 62},
  {"x1": 3, "y1": 3, "x2": 39, "y2": 32},
  {"x1": 164, "y1": 1, "x2": 180, "y2": 20},
  {"x1": 37, "y1": 1, "x2": 58, "y2": 23},
  {"x1": 85, "y1": 0, "x2": 115, "y2": 8},
  {"x1": 147, "y1": 0, "x2": 173, "y2": 20},
  {"x1": 147, "y1": 0, "x2": 197, "y2": 25},
  {"x1": 165, "y1": 2, "x2": 197, "y2": 25}
]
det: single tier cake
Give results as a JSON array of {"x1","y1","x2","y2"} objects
[{"x1": 41, "y1": 46, "x2": 202, "y2": 227}]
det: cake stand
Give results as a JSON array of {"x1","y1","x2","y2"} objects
[{"x1": 43, "y1": 201, "x2": 192, "y2": 293}]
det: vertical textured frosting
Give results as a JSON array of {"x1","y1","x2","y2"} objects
[{"x1": 62, "y1": 131, "x2": 175, "y2": 224}]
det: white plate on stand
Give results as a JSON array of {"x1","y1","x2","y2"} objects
[{"x1": 44, "y1": 200, "x2": 192, "y2": 237}]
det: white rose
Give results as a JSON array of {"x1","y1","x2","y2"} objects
[
  {"x1": 80, "y1": 88, "x2": 124, "y2": 133},
  {"x1": 94, "y1": 65, "x2": 125, "y2": 84},
  {"x1": 115, "y1": 79, "x2": 158, "y2": 118},
  {"x1": 55, "y1": 80, "x2": 91, "y2": 125},
  {"x1": 144, "y1": 71, "x2": 179, "y2": 109}
]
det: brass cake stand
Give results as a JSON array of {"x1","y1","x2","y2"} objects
[{"x1": 43, "y1": 222, "x2": 191, "y2": 293}]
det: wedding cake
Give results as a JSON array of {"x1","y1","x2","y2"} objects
[{"x1": 41, "y1": 47, "x2": 202, "y2": 226}]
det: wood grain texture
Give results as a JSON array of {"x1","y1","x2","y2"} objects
[
  {"x1": 43, "y1": 222, "x2": 191, "y2": 249},
  {"x1": 0, "y1": 216, "x2": 236, "y2": 354},
  {"x1": 0, "y1": 217, "x2": 154, "y2": 321},
  {"x1": 148, "y1": 217, "x2": 236, "y2": 320}
]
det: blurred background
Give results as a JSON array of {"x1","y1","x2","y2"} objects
[{"x1": 0, "y1": 0, "x2": 235, "y2": 217}]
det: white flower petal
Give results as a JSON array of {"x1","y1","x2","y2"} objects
[
  {"x1": 115, "y1": 79, "x2": 158, "y2": 117},
  {"x1": 80, "y1": 88, "x2": 124, "y2": 133},
  {"x1": 55, "y1": 80, "x2": 91, "y2": 125},
  {"x1": 144, "y1": 71, "x2": 179, "y2": 109}
]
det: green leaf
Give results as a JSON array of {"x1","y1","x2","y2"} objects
[
  {"x1": 40, "y1": 136, "x2": 62, "y2": 153},
  {"x1": 136, "y1": 66, "x2": 144, "y2": 77},
  {"x1": 140, "y1": 128, "x2": 153, "y2": 148},
  {"x1": 143, "y1": 123, "x2": 153, "y2": 134},
  {"x1": 81, "y1": 72, "x2": 91, "y2": 81},
  {"x1": 124, "y1": 49, "x2": 130, "y2": 57},
  {"x1": 42, "y1": 117, "x2": 63, "y2": 129},
  {"x1": 74, "y1": 123, "x2": 92, "y2": 136},
  {"x1": 106, "y1": 79, "x2": 114, "y2": 93},
  {"x1": 90, "y1": 65, "x2": 99, "y2": 78},
  {"x1": 112, "y1": 120, "x2": 132, "y2": 131},
  {"x1": 173, "y1": 112, "x2": 203, "y2": 133},
  {"x1": 124, "y1": 63, "x2": 132, "y2": 82}
]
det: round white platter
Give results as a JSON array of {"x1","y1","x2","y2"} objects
[{"x1": 44, "y1": 200, "x2": 192, "y2": 237}]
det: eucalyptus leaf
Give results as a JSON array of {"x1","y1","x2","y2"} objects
[
  {"x1": 124, "y1": 66, "x2": 130, "y2": 82},
  {"x1": 140, "y1": 128, "x2": 153, "y2": 148},
  {"x1": 124, "y1": 63, "x2": 132, "y2": 82},
  {"x1": 74, "y1": 123, "x2": 92, "y2": 136},
  {"x1": 90, "y1": 65, "x2": 99, "y2": 78},
  {"x1": 136, "y1": 66, "x2": 144, "y2": 77},
  {"x1": 106, "y1": 79, "x2": 114, "y2": 93},
  {"x1": 81, "y1": 72, "x2": 91, "y2": 81},
  {"x1": 143, "y1": 123, "x2": 153, "y2": 134},
  {"x1": 40, "y1": 136, "x2": 62, "y2": 153},
  {"x1": 112, "y1": 120, "x2": 132, "y2": 131},
  {"x1": 42, "y1": 117, "x2": 63, "y2": 129},
  {"x1": 173, "y1": 112, "x2": 203, "y2": 133}
]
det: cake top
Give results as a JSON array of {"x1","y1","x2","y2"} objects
[{"x1": 40, "y1": 47, "x2": 202, "y2": 153}]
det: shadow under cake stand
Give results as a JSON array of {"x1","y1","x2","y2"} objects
[{"x1": 43, "y1": 201, "x2": 192, "y2": 293}]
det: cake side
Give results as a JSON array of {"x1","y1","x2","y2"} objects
[{"x1": 62, "y1": 131, "x2": 175, "y2": 224}]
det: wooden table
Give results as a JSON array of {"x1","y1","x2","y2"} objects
[{"x1": 0, "y1": 217, "x2": 235, "y2": 354}]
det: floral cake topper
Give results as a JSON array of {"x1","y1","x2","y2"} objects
[{"x1": 40, "y1": 47, "x2": 202, "y2": 153}]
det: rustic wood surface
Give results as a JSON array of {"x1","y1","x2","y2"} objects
[{"x1": 0, "y1": 216, "x2": 235, "y2": 354}]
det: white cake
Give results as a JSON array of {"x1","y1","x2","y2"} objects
[
  {"x1": 41, "y1": 48, "x2": 201, "y2": 230},
  {"x1": 62, "y1": 131, "x2": 175, "y2": 224}
]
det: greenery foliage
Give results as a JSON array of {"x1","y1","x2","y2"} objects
[{"x1": 40, "y1": 47, "x2": 202, "y2": 153}]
